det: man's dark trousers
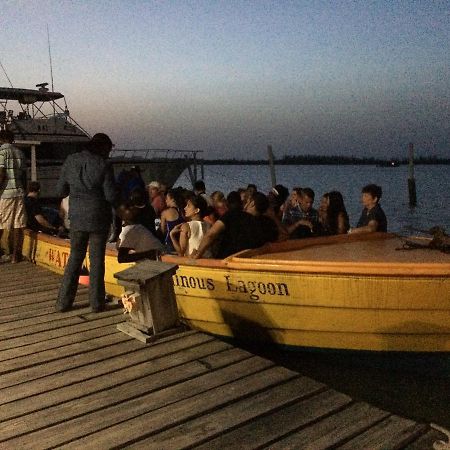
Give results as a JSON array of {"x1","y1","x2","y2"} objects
[{"x1": 57, "y1": 230, "x2": 109, "y2": 311}]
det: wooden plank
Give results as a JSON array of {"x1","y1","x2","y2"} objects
[
  {"x1": 0, "y1": 304, "x2": 97, "y2": 332},
  {"x1": 7, "y1": 360, "x2": 285, "y2": 448},
  {"x1": 0, "y1": 331, "x2": 213, "y2": 407},
  {"x1": 0, "y1": 332, "x2": 132, "y2": 374},
  {"x1": 0, "y1": 302, "x2": 90, "y2": 325},
  {"x1": 75, "y1": 307, "x2": 123, "y2": 321},
  {"x1": 0, "y1": 285, "x2": 87, "y2": 304},
  {"x1": 0, "y1": 326, "x2": 121, "y2": 362},
  {"x1": 267, "y1": 401, "x2": 391, "y2": 450},
  {"x1": 337, "y1": 415, "x2": 428, "y2": 450},
  {"x1": 192, "y1": 389, "x2": 354, "y2": 450},
  {"x1": 0, "y1": 314, "x2": 124, "y2": 351},
  {"x1": 0, "y1": 339, "x2": 142, "y2": 389},
  {"x1": 57, "y1": 365, "x2": 299, "y2": 449},
  {"x1": 0, "y1": 335, "x2": 225, "y2": 424},
  {"x1": 0, "y1": 261, "x2": 40, "y2": 275},
  {"x1": 0, "y1": 288, "x2": 63, "y2": 310},
  {"x1": 0, "y1": 271, "x2": 62, "y2": 286},
  {"x1": 0, "y1": 265, "x2": 60, "y2": 276},
  {"x1": 0, "y1": 346, "x2": 252, "y2": 442},
  {"x1": 132, "y1": 377, "x2": 330, "y2": 449},
  {"x1": 0, "y1": 308, "x2": 121, "y2": 341},
  {"x1": 0, "y1": 291, "x2": 89, "y2": 313},
  {"x1": 0, "y1": 274, "x2": 62, "y2": 290},
  {"x1": 1, "y1": 282, "x2": 69, "y2": 298},
  {"x1": 0, "y1": 315, "x2": 87, "y2": 340}
]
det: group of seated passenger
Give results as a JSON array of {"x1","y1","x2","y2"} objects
[
  {"x1": 277, "y1": 183, "x2": 386, "y2": 238},
  {"x1": 29, "y1": 169, "x2": 387, "y2": 263}
]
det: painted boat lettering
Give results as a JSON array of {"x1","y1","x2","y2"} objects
[
  {"x1": 225, "y1": 275, "x2": 289, "y2": 300},
  {"x1": 47, "y1": 247, "x2": 69, "y2": 268},
  {"x1": 173, "y1": 273, "x2": 289, "y2": 301},
  {"x1": 173, "y1": 274, "x2": 215, "y2": 290}
]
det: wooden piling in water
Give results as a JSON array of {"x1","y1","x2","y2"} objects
[
  {"x1": 408, "y1": 142, "x2": 417, "y2": 207},
  {"x1": 267, "y1": 144, "x2": 277, "y2": 187}
]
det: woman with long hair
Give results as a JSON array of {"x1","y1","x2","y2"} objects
[
  {"x1": 319, "y1": 190, "x2": 350, "y2": 235},
  {"x1": 160, "y1": 189, "x2": 185, "y2": 252},
  {"x1": 170, "y1": 194, "x2": 212, "y2": 257}
]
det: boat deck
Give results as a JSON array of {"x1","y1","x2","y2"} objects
[
  {"x1": 0, "y1": 261, "x2": 446, "y2": 449},
  {"x1": 252, "y1": 236, "x2": 450, "y2": 264}
]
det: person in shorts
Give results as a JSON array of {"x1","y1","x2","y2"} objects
[{"x1": 0, "y1": 130, "x2": 27, "y2": 263}]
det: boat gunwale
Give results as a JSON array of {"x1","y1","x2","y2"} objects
[
  {"x1": 23, "y1": 230, "x2": 450, "y2": 276},
  {"x1": 163, "y1": 233, "x2": 450, "y2": 277}
]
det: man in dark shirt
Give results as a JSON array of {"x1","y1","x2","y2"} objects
[
  {"x1": 55, "y1": 133, "x2": 116, "y2": 313},
  {"x1": 351, "y1": 184, "x2": 387, "y2": 233},
  {"x1": 24, "y1": 181, "x2": 58, "y2": 233},
  {"x1": 194, "y1": 191, "x2": 278, "y2": 259}
]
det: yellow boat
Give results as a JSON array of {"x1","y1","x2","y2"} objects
[
  {"x1": 2, "y1": 230, "x2": 449, "y2": 352},
  {"x1": 161, "y1": 233, "x2": 450, "y2": 352}
]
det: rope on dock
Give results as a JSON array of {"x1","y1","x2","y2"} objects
[{"x1": 432, "y1": 423, "x2": 450, "y2": 450}]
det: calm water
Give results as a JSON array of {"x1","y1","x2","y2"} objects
[{"x1": 177, "y1": 164, "x2": 450, "y2": 233}]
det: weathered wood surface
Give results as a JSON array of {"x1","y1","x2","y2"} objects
[{"x1": 0, "y1": 261, "x2": 445, "y2": 449}]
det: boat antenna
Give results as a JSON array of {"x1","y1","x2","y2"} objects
[
  {"x1": 0, "y1": 60, "x2": 14, "y2": 88},
  {"x1": 47, "y1": 24, "x2": 55, "y2": 93},
  {"x1": 46, "y1": 24, "x2": 57, "y2": 121}
]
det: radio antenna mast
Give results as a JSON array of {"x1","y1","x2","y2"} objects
[
  {"x1": 0, "y1": 60, "x2": 14, "y2": 88},
  {"x1": 47, "y1": 24, "x2": 55, "y2": 93},
  {"x1": 46, "y1": 24, "x2": 57, "y2": 119}
]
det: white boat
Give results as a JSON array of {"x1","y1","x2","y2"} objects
[{"x1": 0, "y1": 83, "x2": 201, "y2": 197}]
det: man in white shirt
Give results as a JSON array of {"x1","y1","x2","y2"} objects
[{"x1": 117, "y1": 204, "x2": 164, "y2": 263}]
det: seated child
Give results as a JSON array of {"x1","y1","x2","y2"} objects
[{"x1": 117, "y1": 203, "x2": 164, "y2": 263}]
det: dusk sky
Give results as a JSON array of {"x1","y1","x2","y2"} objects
[{"x1": 1, "y1": 1, "x2": 449, "y2": 159}]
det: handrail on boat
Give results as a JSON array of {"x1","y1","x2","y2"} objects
[{"x1": 111, "y1": 148, "x2": 204, "y2": 160}]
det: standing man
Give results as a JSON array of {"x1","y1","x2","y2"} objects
[
  {"x1": 56, "y1": 133, "x2": 116, "y2": 312},
  {"x1": 0, "y1": 130, "x2": 27, "y2": 263}
]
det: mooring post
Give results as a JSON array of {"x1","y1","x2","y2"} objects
[
  {"x1": 267, "y1": 145, "x2": 277, "y2": 187},
  {"x1": 408, "y1": 142, "x2": 417, "y2": 207}
]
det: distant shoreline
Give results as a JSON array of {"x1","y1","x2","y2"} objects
[{"x1": 202, "y1": 157, "x2": 450, "y2": 166}]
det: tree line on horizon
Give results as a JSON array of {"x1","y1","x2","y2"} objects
[{"x1": 203, "y1": 154, "x2": 450, "y2": 165}]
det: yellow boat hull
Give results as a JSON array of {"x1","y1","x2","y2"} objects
[
  {"x1": 162, "y1": 233, "x2": 450, "y2": 352},
  {"x1": 3, "y1": 231, "x2": 449, "y2": 351}
]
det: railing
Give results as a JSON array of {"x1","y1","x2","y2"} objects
[{"x1": 111, "y1": 149, "x2": 203, "y2": 160}]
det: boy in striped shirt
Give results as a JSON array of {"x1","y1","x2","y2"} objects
[{"x1": 0, "y1": 130, "x2": 27, "y2": 263}]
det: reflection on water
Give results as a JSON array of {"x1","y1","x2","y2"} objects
[{"x1": 177, "y1": 164, "x2": 449, "y2": 233}]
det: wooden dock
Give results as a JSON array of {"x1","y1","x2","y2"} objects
[{"x1": 0, "y1": 261, "x2": 446, "y2": 449}]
